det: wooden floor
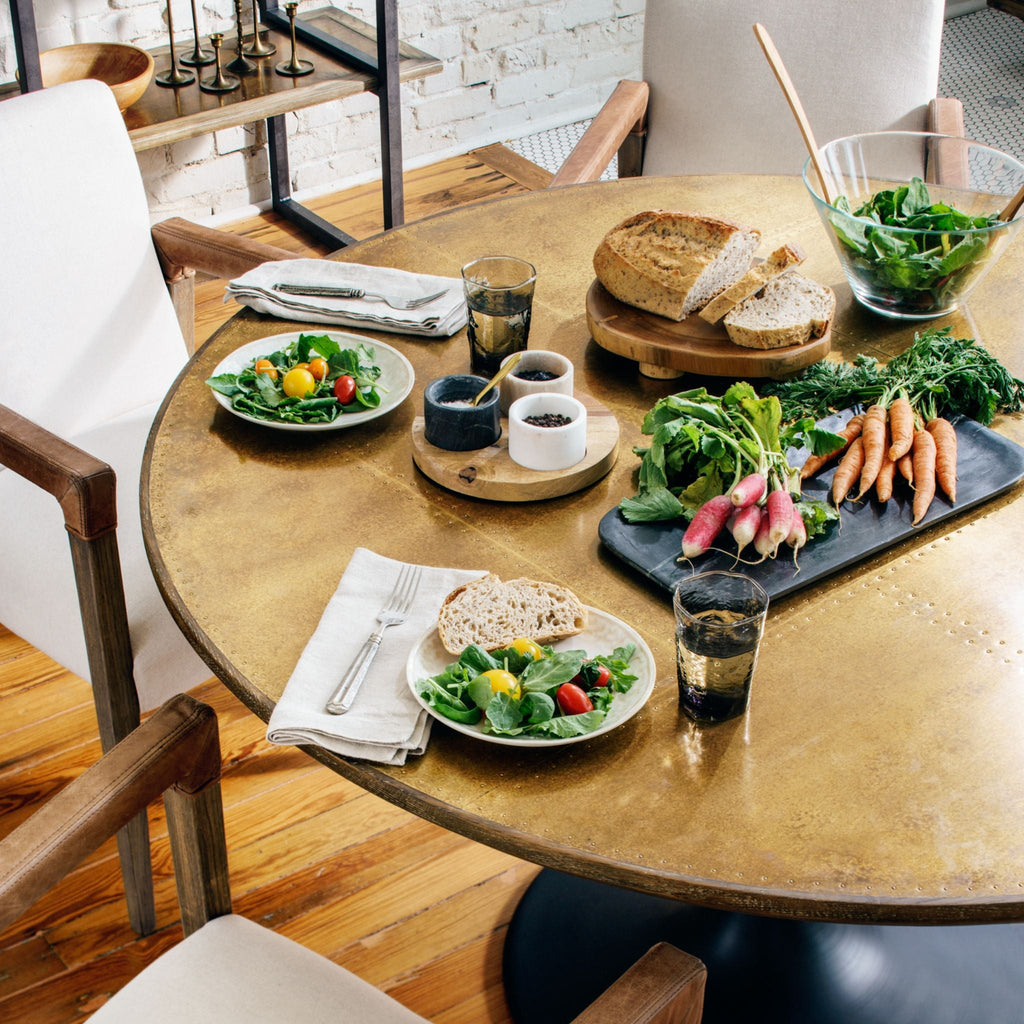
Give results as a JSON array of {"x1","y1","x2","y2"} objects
[{"x1": 0, "y1": 145, "x2": 552, "y2": 1024}]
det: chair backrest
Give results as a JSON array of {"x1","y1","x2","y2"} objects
[
  {"x1": 640, "y1": 0, "x2": 945, "y2": 178},
  {"x1": 0, "y1": 79, "x2": 186, "y2": 442}
]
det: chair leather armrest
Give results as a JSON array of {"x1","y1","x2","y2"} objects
[
  {"x1": 571, "y1": 942, "x2": 706, "y2": 1024},
  {"x1": 151, "y1": 216, "x2": 300, "y2": 285},
  {"x1": 549, "y1": 80, "x2": 650, "y2": 188},
  {"x1": 0, "y1": 403, "x2": 116, "y2": 541},
  {"x1": 0, "y1": 695, "x2": 222, "y2": 932},
  {"x1": 926, "y1": 98, "x2": 969, "y2": 188}
]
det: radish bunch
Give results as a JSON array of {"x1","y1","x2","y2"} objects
[{"x1": 620, "y1": 382, "x2": 842, "y2": 567}]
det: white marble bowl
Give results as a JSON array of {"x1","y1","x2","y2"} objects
[
  {"x1": 507, "y1": 393, "x2": 587, "y2": 471},
  {"x1": 499, "y1": 349, "x2": 574, "y2": 414}
]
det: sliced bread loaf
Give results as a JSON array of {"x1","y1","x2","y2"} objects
[
  {"x1": 723, "y1": 272, "x2": 836, "y2": 350},
  {"x1": 593, "y1": 209, "x2": 761, "y2": 321},
  {"x1": 698, "y1": 242, "x2": 806, "y2": 324},
  {"x1": 437, "y1": 574, "x2": 587, "y2": 654}
]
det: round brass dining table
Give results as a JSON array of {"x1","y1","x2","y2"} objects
[{"x1": 142, "y1": 175, "x2": 1024, "y2": 1019}]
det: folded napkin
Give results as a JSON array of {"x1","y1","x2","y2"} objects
[
  {"x1": 266, "y1": 548, "x2": 485, "y2": 765},
  {"x1": 226, "y1": 258, "x2": 468, "y2": 338}
]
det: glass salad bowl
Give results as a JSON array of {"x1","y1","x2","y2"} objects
[{"x1": 803, "y1": 131, "x2": 1024, "y2": 320}]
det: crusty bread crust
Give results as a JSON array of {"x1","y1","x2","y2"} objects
[
  {"x1": 437, "y1": 574, "x2": 588, "y2": 654},
  {"x1": 723, "y1": 272, "x2": 836, "y2": 350},
  {"x1": 593, "y1": 209, "x2": 761, "y2": 321},
  {"x1": 699, "y1": 242, "x2": 806, "y2": 324}
]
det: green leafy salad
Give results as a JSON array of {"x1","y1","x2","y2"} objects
[
  {"x1": 206, "y1": 333, "x2": 384, "y2": 424},
  {"x1": 830, "y1": 176, "x2": 1002, "y2": 314},
  {"x1": 417, "y1": 639, "x2": 638, "y2": 740}
]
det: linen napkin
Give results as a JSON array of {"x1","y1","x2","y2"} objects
[
  {"x1": 225, "y1": 258, "x2": 468, "y2": 338},
  {"x1": 266, "y1": 548, "x2": 485, "y2": 765}
]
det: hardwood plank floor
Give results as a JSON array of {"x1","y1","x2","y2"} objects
[{"x1": 0, "y1": 148, "x2": 544, "y2": 1023}]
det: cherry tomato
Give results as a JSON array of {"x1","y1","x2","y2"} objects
[
  {"x1": 253, "y1": 358, "x2": 278, "y2": 380},
  {"x1": 511, "y1": 637, "x2": 544, "y2": 661},
  {"x1": 481, "y1": 668, "x2": 520, "y2": 700},
  {"x1": 556, "y1": 682, "x2": 593, "y2": 716},
  {"x1": 572, "y1": 660, "x2": 612, "y2": 689},
  {"x1": 308, "y1": 357, "x2": 329, "y2": 381},
  {"x1": 294, "y1": 361, "x2": 310, "y2": 371},
  {"x1": 591, "y1": 664, "x2": 612, "y2": 688},
  {"x1": 282, "y1": 367, "x2": 316, "y2": 398},
  {"x1": 333, "y1": 374, "x2": 357, "y2": 404}
]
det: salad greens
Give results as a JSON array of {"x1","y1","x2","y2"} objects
[
  {"x1": 206, "y1": 333, "x2": 384, "y2": 424},
  {"x1": 761, "y1": 326, "x2": 1024, "y2": 425},
  {"x1": 618, "y1": 382, "x2": 841, "y2": 540},
  {"x1": 830, "y1": 176, "x2": 1001, "y2": 314},
  {"x1": 417, "y1": 641, "x2": 638, "y2": 739}
]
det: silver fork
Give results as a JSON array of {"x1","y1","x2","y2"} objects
[
  {"x1": 274, "y1": 283, "x2": 448, "y2": 310},
  {"x1": 325, "y1": 563, "x2": 424, "y2": 714}
]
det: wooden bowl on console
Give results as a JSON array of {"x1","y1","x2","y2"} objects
[{"x1": 39, "y1": 43, "x2": 155, "y2": 111}]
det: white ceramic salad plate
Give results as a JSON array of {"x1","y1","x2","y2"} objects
[
  {"x1": 209, "y1": 330, "x2": 415, "y2": 432},
  {"x1": 406, "y1": 607, "x2": 656, "y2": 747}
]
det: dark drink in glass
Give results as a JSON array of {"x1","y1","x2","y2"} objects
[
  {"x1": 461, "y1": 256, "x2": 536, "y2": 377},
  {"x1": 673, "y1": 573, "x2": 768, "y2": 724}
]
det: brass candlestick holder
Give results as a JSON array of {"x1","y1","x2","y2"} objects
[
  {"x1": 180, "y1": 0, "x2": 215, "y2": 66},
  {"x1": 155, "y1": 0, "x2": 197, "y2": 86},
  {"x1": 243, "y1": 0, "x2": 276, "y2": 57},
  {"x1": 226, "y1": 0, "x2": 258, "y2": 74},
  {"x1": 275, "y1": 2, "x2": 313, "y2": 76},
  {"x1": 200, "y1": 33, "x2": 240, "y2": 92}
]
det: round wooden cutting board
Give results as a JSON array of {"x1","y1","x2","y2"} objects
[
  {"x1": 585, "y1": 279, "x2": 832, "y2": 379},
  {"x1": 411, "y1": 391, "x2": 619, "y2": 502}
]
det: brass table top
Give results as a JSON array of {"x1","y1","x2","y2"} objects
[{"x1": 142, "y1": 175, "x2": 1024, "y2": 925}]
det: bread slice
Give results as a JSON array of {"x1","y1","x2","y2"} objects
[
  {"x1": 723, "y1": 272, "x2": 836, "y2": 350},
  {"x1": 698, "y1": 242, "x2": 806, "y2": 324},
  {"x1": 437, "y1": 574, "x2": 588, "y2": 654},
  {"x1": 593, "y1": 209, "x2": 761, "y2": 321}
]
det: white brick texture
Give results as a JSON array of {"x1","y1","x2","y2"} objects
[{"x1": 1, "y1": 0, "x2": 644, "y2": 222}]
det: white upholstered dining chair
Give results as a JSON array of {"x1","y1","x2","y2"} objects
[
  {"x1": 547, "y1": 0, "x2": 961, "y2": 187},
  {"x1": 0, "y1": 694, "x2": 709, "y2": 1023},
  {"x1": 0, "y1": 78, "x2": 298, "y2": 935}
]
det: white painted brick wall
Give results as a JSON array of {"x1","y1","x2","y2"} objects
[{"x1": 0, "y1": 0, "x2": 644, "y2": 223}]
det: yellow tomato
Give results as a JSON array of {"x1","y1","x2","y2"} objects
[
  {"x1": 308, "y1": 357, "x2": 329, "y2": 381},
  {"x1": 511, "y1": 637, "x2": 544, "y2": 661},
  {"x1": 253, "y1": 358, "x2": 278, "y2": 380},
  {"x1": 481, "y1": 668, "x2": 520, "y2": 700},
  {"x1": 282, "y1": 367, "x2": 317, "y2": 398}
]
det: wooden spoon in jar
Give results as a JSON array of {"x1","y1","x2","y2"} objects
[{"x1": 753, "y1": 22, "x2": 834, "y2": 205}]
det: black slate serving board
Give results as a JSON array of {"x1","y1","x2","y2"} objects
[{"x1": 599, "y1": 416, "x2": 1024, "y2": 603}]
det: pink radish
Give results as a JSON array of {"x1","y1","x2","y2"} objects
[
  {"x1": 730, "y1": 503, "x2": 763, "y2": 559},
  {"x1": 766, "y1": 488, "x2": 795, "y2": 553},
  {"x1": 730, "y1": 472, "x2": 767, "y2": 508},
  {"x1": 752, "y1": 509, "x2": 774, "y2": 560},
  {"x1": 681, "y1": 494, "x2": 733, "y2": 559}
]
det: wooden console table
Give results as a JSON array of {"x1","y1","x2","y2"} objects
[{"x1": 3, "y1": 0, "x2": 440, "y2": 246}]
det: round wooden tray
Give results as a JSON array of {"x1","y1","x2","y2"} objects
[
  {"x1": 585, "y1": 279, "x2": 832, "y2": 379},
  {"x1": 411, "y1": 391, "x2": 619, "y2": 502}
]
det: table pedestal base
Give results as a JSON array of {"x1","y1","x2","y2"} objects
[{"x1": 503, "y1": 869, "x2": 1024, "y2": 1024}]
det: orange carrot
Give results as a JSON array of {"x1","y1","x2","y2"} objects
[
  {"x1": 911, "y1": 429, "x2": 937, "y2": 526},
  {"x1": 875, "y1": 451, "x2": 897, "y2": 503},
  {"x1": 925, "y1": 417, "x2": 958, "y2": 502},
  {"x1": 831, "y1": 436, "x2": 865, "y2": 506},
  {"x1": 800, "y1": 413, "x2": 864, "y2": 480},
  {"x1": 887, "y1": 395, "x2": 915, "y2": 461},
  {"x1": 855, "y1": 404, "x2": 888, "y2": 499},
  {"x1": 897, "y1": 452, "x2": 914, "y2": 486}
]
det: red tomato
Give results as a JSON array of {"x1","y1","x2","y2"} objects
[
  {"x1": 591, "y1": 664, "x2": 612, "y2": 688},
  {"x1": 556, "y1": 683, "x2": 593, "y2": 716},
  {"x1": 333, "y1": 374, "x2": 356, "y2": 404},
  {"x1": 571, "y1": 661, "x2": 611, "y2": 689}
]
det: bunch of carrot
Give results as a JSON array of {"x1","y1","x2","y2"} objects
[{"x1": 800, "y1": 393, "x2": 957, "y2": 525}]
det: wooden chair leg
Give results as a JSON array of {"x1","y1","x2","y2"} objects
[{"x1": 68, "y1": 531, "x2": 156, "y2": 936}]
